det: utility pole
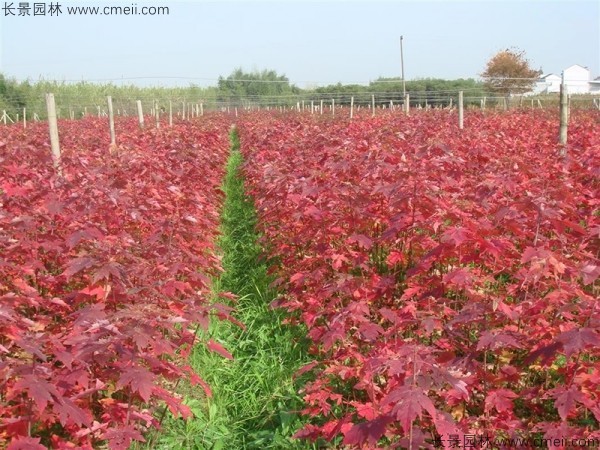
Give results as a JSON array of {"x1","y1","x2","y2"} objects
[{"x1": 400, "y1": 35, "x2": 406, "y2": 98}]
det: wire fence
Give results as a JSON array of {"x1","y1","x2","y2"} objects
[{"x1": 1, "y1": 90, "x2": 600, "y2": 124}]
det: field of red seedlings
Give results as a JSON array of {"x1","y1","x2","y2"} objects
[
  {"x1": 237, "y1": 110, "x2": 600, "y2": 448},
  {"x1": 0, "y1": 117, "x2": 232, "y2": 449}
]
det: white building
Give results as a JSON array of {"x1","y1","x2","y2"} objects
[
  {"x1": 563, "y1": 64, "x2": 591, "y2": 94},
  {"x1": 530, "y1": 64, "x2": 597, "y2": 95},
  {"x1": 533, "y1": 74, "x2": 561, "y2": 94}
]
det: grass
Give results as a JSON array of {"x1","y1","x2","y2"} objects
[{"x1": 142, "y1": 128, "x2": 315, "y2": 450}]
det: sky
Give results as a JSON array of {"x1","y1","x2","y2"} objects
[{"x1": 0, "y1": 0, "x2": 598, "y2": 88}]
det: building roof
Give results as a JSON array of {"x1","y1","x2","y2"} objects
[{"x1": 564, "y1": 64, "x2": 589, "y2": 71}]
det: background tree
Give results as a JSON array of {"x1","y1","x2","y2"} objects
[
  {"x1": 481, "y1": 48, "x2": 541, "y2": 99},
  {"x1": 0, "y1": 74, "x2": 29, "y2": 113},
  {"x1": 217, "y1": 68, "x2": 298, "y2": 106}
]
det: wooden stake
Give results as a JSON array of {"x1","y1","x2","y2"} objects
[
  {"x1": 458, "y1": 91, "x2": 464, "y2": 130},
  {"x1": 2, "y1": 110, "x2": 14, "y2": 124},
  {"x1": 350, "y1": 96, "x2": 354, "y2": 119},
  {"x1": 332, "y1": 99, "x2": 335, "y2": 117},
  {"x1": 107, "y1": 96, "x2": 116, "y2": 145},
  {"x1": 136, "y1": 100, "x2": 144, "y2": 128},
  {"x1": 45, "y1": 93, "x2": 62, "y2": 177},
  {"x1": 320, "y1": 99, "x2": 323, "y2": 115},
  {"x1": 155, "y1": 100, "x2": 160, "y2": 128},
  {"x1": 200, "y1": 103, "x2": 204, "y2": 116},
  {"x1": 405, "y1": 94, "x2": 410, "y2": 115},
  {"x1": 559, "y1": 82, "x2": 568, "y2": 152},
  {"x1": 372, "y1": 94, "x2": 375, "y2": 117},
  {"x1": 23, "y1": 107, "x2": 26, "y2": 129}
]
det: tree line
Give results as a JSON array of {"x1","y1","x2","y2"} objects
[{"x1": 0, "y1": 50, "x2": 546, "y2": 116}]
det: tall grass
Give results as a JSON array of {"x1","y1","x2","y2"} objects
[{"x1": 145, "y1": 128, "x2": 314, "y2": 450}]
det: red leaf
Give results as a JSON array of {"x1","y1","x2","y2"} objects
[
  {"x1": 347, "y1": 233, "x2": 374, "y2": 250},
  {"x1": 357, "y1": 322, "x2": 384, "y2": 341},
  {"x1": 62, "y1": 256, "x2": 96, "y2": 280},
  {"x1": 13, "y1": 374, "x2": 59, "y2": 413},
  {"x1": 580, "y1": 262, "x2": 599, "y2": 285},
  {"x1": 342, "y1": 415, "x2": 393, "y2": 446},
  {"x1": 477, "y1": 331, "x2": 522, "y2": 351},
  {"x1": 382, "y1": 386, "x2": 437, "y2": 432},
  {"x1": 103, "y1": 426, "x2": 146, "y2": 450},
  {"x1": 552, "y1": 386, "x2": 588, "y2": 422},
  {"x1": 351, "y1": 401, "x2": 379, "y2": 420},
  {"x1": 53, "y1": 397, "x2": 90, "y2": 427},
  {"x1": 441, "y1": 226, "x2": 471, "y2": 246},
  {"x1": 557, "y1": 327, "x2": 600, "y2": 359},
  {"x1": 207, "y1": 339, "x2": 233, "y2": 360},
  {"x1": 117, "y1": 367, "x2": 156, "y2": 402},
  {"x1": 7, "y1": 436, "x2": 47, "y2": 450},
  {"x1": 524, "y1": 341, "x2": 562, "y2": 366},
  {"x1": 443, "y1": 267, "x2": 473, "y2": 287},
  {"x1": 484, "y1": 389, "x2": 518, "y2": 414},
  {"x1": 432, "y1": 413, "x2": 465, "y2": 445},
  {"x1": 386, "y1": 250, "x2": 404, "y2": 266}
]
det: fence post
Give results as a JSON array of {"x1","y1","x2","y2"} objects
[
  {"x1": 350, "y1": 96, "x2": 354, "y2": 119},
  {"x1": 372, "y1": 94, "x2": 375, "y2": 117},
  {"x1": 107, "y1": 96, "x2": 116, "y2": 145},
  {"x1": 458, "y1": 91, "x2": 464, "y2": 130},
  {"x1": 405, "y1": 94, "x2": 410, "y2": 115},
  {"x1": 155, "y1": 100, "x2": 160, "y2": 128},
  {"x1": 332, "y1": 99, "x2": 335, "y2": 117},
  {"x1": 559, "y1": 81, "x2": 568, "y2": 154},
  {"x1": 23, "y1": 107, "x2": 26, "y2": 129},
  {"x1": 136, "y1": 100, "x2": 144, "y2": 129},
  {"x1": 45, "y1": 93, "x2": 62, "y2": 177}
]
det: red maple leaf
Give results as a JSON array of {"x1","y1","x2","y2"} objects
[
  {"x1": 7, "y1": 436, "x2": 46, "y2": 450},
  {"x1": 207, "y1": 339, "x2": 234, "y2": 360},
  {"x1": 484, "y1": 389, "x2": 518, "y2": 414},
  {"x1": 342, "y1": 415, "x2": 393, "y2": 446},
  {"x1": 13, "y1": 375, "x2": 59, "y2": 413},
  {"x1": 382, "y1": 386, "x2": 437, "y2": 433},
  {"x1": 117, "y1": 367, "x2": 156, "y2": 403},
  {"x1": 557, "y1": 327, "x2": 600, "y2": 359}
]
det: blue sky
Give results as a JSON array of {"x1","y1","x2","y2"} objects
[{"x1": 0, "y1": 0, "x2": 598, "y2": 88}]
